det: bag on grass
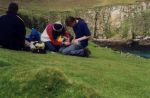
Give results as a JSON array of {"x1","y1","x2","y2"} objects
[{"x1": 30, "y1": 41, "x2": 46, "y2": 53}]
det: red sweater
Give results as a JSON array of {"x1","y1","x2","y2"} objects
[{"x1": 46, "y1": 24, "x2": 69, "y2": 46}]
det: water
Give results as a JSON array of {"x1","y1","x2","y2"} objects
[{"x1": 128, "y1": 50, "x2": 150, "y2": 58}]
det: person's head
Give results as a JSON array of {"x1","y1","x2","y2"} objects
[
  {"x1": 7, "y1": 2, "x2": 18, "y2": 14},
  {"x1": 53, "y1": 22, "x2": 65, "y2": 36},
  {"x1": 53, "y1": 22, "x2": 63, "y2": 32},
  {"x1": 65, "y1": 16, "x2": 76, "y2": 27},
  {"x1": 32, "y1": 26, "x2": 39, "y2": 31}
]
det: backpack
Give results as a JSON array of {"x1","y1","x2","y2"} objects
[
  {"x1": 30, "y1": 41, "x2": 46, "y2": 53},
  {"x1": 27, "y1": 28, "x2": 41, "y2": 42}
]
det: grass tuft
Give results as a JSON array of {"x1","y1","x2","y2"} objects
[{"x1": 0, "y1": 60, "x2": 11, "y2": 67}]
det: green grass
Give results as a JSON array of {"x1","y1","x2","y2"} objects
[{"x1": 0, "y1": 42, "x2": 150, "y2": 98}]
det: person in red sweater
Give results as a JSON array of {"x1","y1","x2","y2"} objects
[{"x1": 41, "y1": 22, "x2": 70, "y2": 52}]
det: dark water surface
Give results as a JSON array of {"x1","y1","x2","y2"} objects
[{"x1": 127, "y1": 50, "x2": 150, "y2": 58}]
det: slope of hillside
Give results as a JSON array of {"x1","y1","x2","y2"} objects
[{"x1": 0, "y1": 43, "x2": 150, "y2": 98}]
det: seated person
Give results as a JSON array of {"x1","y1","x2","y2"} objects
[
  {"x1": 0, "y1": 2, "x2": 26, "y2": 50},
  {"x1": 61, "y1": 16, "x2": 91, "y2": 57},
  {"x1": 41, "y1": 22, "x2": 70, "y2": 52},
  {"x1": 26, "y1": 27, "x2": 41, "y2": 42}
]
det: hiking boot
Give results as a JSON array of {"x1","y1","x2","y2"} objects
[{"x1": 83, "y1": 48, "x2": 91, "y2": 57}]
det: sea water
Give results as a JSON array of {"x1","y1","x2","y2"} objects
[{"x1": 128, "y1": 50, "x2": 150, "y2": 58}]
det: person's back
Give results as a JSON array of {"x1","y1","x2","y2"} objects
[
  {"x1": 0, "y1": 2, "x2": 26, "y2": 50},
  {"x1": 27, "y1": 28, "x2": 41, "y2": 42}
]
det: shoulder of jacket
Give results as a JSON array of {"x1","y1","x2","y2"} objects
[{"x1": 16, "y1": 15, "x2": 24, "y2": 23}]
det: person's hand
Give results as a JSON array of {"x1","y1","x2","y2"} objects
[
  {"x1": 64, "y1": 42, "x2": 70, "y2": 46},
  {"x1": 72, "y1": 39, "x2": 79, "y2": 45}
]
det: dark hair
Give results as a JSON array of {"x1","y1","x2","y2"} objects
[
  {"x1": 53, "y1": 26, "x2": 66, "y2": 40},
  {"x1": 8, "y1": 2, "x2": 18, "y2": 14},
  {"x1": 53, "y1": 23, "x2": 63, "y2": 32},
  {"x1": 65, "y1": 16, "x2": 76, "y2": 26},
  {"x1": 65, "y1": 16, "x2": 82, "y2": 26}
]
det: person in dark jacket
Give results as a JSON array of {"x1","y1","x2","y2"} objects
[
  {"x1": 0, "y1": 2, "x2": 26, "y2": 50},
  {"x1": 61, "y1": 16, "x2": 91, "y2": 57}
]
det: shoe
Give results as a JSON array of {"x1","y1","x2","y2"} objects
[{"x1": 83, "y1": 48, "x2": 91, "y2": 57}]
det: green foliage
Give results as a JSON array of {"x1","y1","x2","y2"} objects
[
  {"x1": 104, "y1": 24, "x2": 112, "y2": 38},
  {"x1": 119, "y1": 19, "x2": 132, "y2": 39},
  {"x1": 19, "y1": 10, "x2": 78, "y2": 32},
  {"x1": 131, "y1": 9, "x2": 150, "y2": 37},
  {"x1": 19, "y1": 11, "x2": 48, "y2": 32},
  {"x1": 142, "y1": 10, "x2": 150, "y2": 35}
]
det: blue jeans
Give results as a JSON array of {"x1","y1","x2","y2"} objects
[
  {"x1": 45, "y1": 41, "x2": 60, "y2": 52},
  {"x1": 60, "y1": 44, "x2": 85, "y2": 56}
]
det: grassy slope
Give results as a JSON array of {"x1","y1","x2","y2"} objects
[{"x1": 0, "y1": 42, "x2": 150, "y2": 98}]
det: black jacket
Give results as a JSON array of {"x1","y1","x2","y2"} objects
[{"x1": 0, "y1": 11, "x2": 26, "y2": 50}]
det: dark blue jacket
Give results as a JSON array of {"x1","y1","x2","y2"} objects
[
  {"x1": 73, "y1": 19, "x2": 91, "y2": 48},
  {"x1": 26, "y1": 28, "x2": 41, "y2": 42},
  {"x1": 0, "y1": 11, "x2": 26, "y2": 50}
]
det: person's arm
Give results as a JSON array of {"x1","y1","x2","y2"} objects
[
  {"x1": 76, "y1": 36, "x2": 90, "y2": 41},
  {"x1": 73, "y1": 21, "x2": 91, "y2": 44},
  {"x1": 63, "y1": 32, "x2": 71, "y2": 46},
  {"x1": 16, "y1": 15, "x2": 26, "y2": 47},
  {"x1": 72, "y1": 36, "x2": 90, "y2": 45}
]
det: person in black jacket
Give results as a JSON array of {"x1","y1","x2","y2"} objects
[{"x1": 0, "y1": 2, "x2": 26, "y2": 50}]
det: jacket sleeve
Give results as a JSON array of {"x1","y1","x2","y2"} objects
[{"x1": 16, "y1": 15, "x2": 26, "y2": 47}]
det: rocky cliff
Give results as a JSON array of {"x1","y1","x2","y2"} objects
[{"x1": 78, "y1": 1, "x2": 150, "y2": 40}]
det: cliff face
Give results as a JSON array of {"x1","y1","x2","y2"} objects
[{"x1": 78, "y1": 1, "x2": 150, "y2": 39}]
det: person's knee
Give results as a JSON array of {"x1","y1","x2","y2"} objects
[
  {"x1": 61, "y1": 45, "x2": 74, "y2": 54},
  {"x1": 62, "y1": 49, "x2": 67, "y2": 54},
  {"x1": 59, "y1": 47, "x2": 65, "y2": 53},
  {"x1": 62, "y1": 49, "x2": 69, "y2": 54}
]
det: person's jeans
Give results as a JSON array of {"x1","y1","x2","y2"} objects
[
  {"x1": 45, "y1": 41, "x2": 60, "y2": 52},
  {"x1": 60, "y1": 44, "x2": 85, "y2": 56}
]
